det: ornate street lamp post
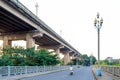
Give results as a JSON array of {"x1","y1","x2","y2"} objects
[{"x1": 94, "y1": 12, "x2": 103, "y2": 76}]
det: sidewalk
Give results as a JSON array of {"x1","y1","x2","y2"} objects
[{"x1": 92, "y1": 68, "x2": 120, "y2": 80}]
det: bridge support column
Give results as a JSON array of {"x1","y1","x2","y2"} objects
[
  {"x1": 71, "y1": 54, "x2": 75, "y2": 59},
  {"x1": 3, "y1": 36, "x2": 12, "y2": 47},
  {"x1": 26, "y1": 34, "x2": 35, "y2": 48},
  {"x1": 64, "y1": 52, "x2": 70, "y2": 65},
  {"x1": 54, "y1": 48, "x2": 60, "y2": 58}
]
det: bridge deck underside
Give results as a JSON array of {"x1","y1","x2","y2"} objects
[
  {"x1": 0, "y1": 7, "x2": 60, "y2": 47},
  {"x1": 0, "y1": 0, "x2": 81, "y2": 55},
  {"x1": 0, "y1": 7, "x2": 36, "y2": 33}
]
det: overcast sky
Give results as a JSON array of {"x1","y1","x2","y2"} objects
[{"x1": 19, "y1": 0, "x2": 120, "y2": 60}]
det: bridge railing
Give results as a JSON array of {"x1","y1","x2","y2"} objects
[
  {"x1": 93, "y1": 65, "x2": 120, "y2": 77},
  {"x1": 0, "y1": 66, "x2": 69, "y2": 78},
  {"x1": 101, "y1": 66, "x2": 120, "y2": 77}
]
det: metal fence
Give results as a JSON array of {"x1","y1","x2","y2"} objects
[{"x1": 0, "y1": 66, "x2": 69, "y2": 78}]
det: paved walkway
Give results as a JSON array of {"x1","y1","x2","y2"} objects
[{"x1": 92, "y1": 67, "x2": 120, "y2": 80}]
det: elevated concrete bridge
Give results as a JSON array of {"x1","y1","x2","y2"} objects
[{"x1": 0, "y1": 0, "x2": 81, "y2": 64}]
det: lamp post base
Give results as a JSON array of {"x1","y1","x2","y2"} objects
[{"x1": 97, "y1": 68, "x2": 102, "y2": 76}]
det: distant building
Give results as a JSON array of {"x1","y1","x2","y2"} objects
[
  {"x1": 106, "y1": 57, "x2": 113, "y2": 63},
  {"x1": 106, "y1": 57, "x2": 120, "y2": 64}
]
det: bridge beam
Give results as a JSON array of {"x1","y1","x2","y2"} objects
[
  {"x1": 40, "y1": 45, "x2": 64, "y2": 58},
  {"x1": 0, "y1": 31, "x2": 43, "y2": 48}
]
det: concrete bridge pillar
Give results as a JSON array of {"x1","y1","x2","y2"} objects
[
  {"x1": 54, "y1": 48, "x2": 60, "y2": 58},
  {"x1": 3, "y1": 36, "x2": 12, "y2": 47},
  {"x1": 26, "y1": 33, "x2": 35, "y2": 48},
  {"x1": 64, "y1": 52, "x2": 70, "y2": 65},
  {"x1": 71, "y1": 54, "x2": 75, "y2": 59}
]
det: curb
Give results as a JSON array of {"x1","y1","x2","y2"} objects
[{"x1": 92, "y1": 68, "x2": 97, "y2": 80}]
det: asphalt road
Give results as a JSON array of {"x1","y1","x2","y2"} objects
[{"x1": 20, "y1": 66, "x2": 94, "y2": 80}]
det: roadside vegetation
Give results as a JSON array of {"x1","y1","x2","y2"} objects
[
  {"x1": 71, "y1": 54, "x2": 120, "y2": 67},
  {"x1": 69, "y1": 54, "x2": 97, "y2": 66},
  {"x1": 100, "y1": 58, "x2": 120, "y2": 66},
  {"x1": 0, "y1": 46, "x2": 61, "y2": 66},
  {"x1": 0, "y1": 46, "x2": 119, "y2": 66}
]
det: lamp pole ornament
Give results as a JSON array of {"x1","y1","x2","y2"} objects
[
  {"x1": 35, "y1": 2, "x2": 39, "y2": 16},
  {"x1": 94, "y1": 12, "x2": 103, "y2": 76}
]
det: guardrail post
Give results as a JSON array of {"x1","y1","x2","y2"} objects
[
  {"x1": 25, "y1": 66, "x2": 27, "y2": 74},
  {"x1": 36, "y1": 66, "x2": 38, "y2": 73},
  {"x1": 59, "y1": 65, "x2": 60, "y2": 70},
  {"x1": 118, "y1": 67, "x2": 120, "y2": 77},
  {"x1": 7, "y1": 66, "x2": 10, "y2": 77},
  {"x1": 112, "y1": 67, "x2": 114, "y2": 76},
  {"x1": 0, "y1": 67, "x2": 1, "y2": 78},
  {"x1": 43, "y1": 66, "x2": 45, "y2": 72}
]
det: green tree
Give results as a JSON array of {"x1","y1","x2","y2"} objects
[
  {"x1": 71, "y1": 58, "x2": 76, "y2": 65},
  {"x1": 0, "y1": 54, "x2": 14, "y2": 66},
  {"x1": 89, "y1": 55, "x2": 97, "y2": 65},
  {"x1": 34, "y1": 49, "x2": 60, "y2": 66},
  {"x1": 0, "y1": 46, "x2": 61, "y2": 66},
  {"x1": 81, "y1": 54, "x2": 90, "y2": 66},
  {"x1": 78, "y1": 54, "x2": 96, "y2": 66}
]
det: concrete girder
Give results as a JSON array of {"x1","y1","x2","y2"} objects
[
  {"x1": 0, "y1": 30, "x2": 43, "y2": 40},
  {"x1": 39, "y1": 44, "x2": 64, "y2": 58},
  {"x1": 0, "y1": 31, "x2": 43, "y2": 48},
  {"x1": 32, "y1": 33, "x2": 43, "y2": 38},
  {"x1": 40, "y1": 45, "x2": 64, "y2": 50}
]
